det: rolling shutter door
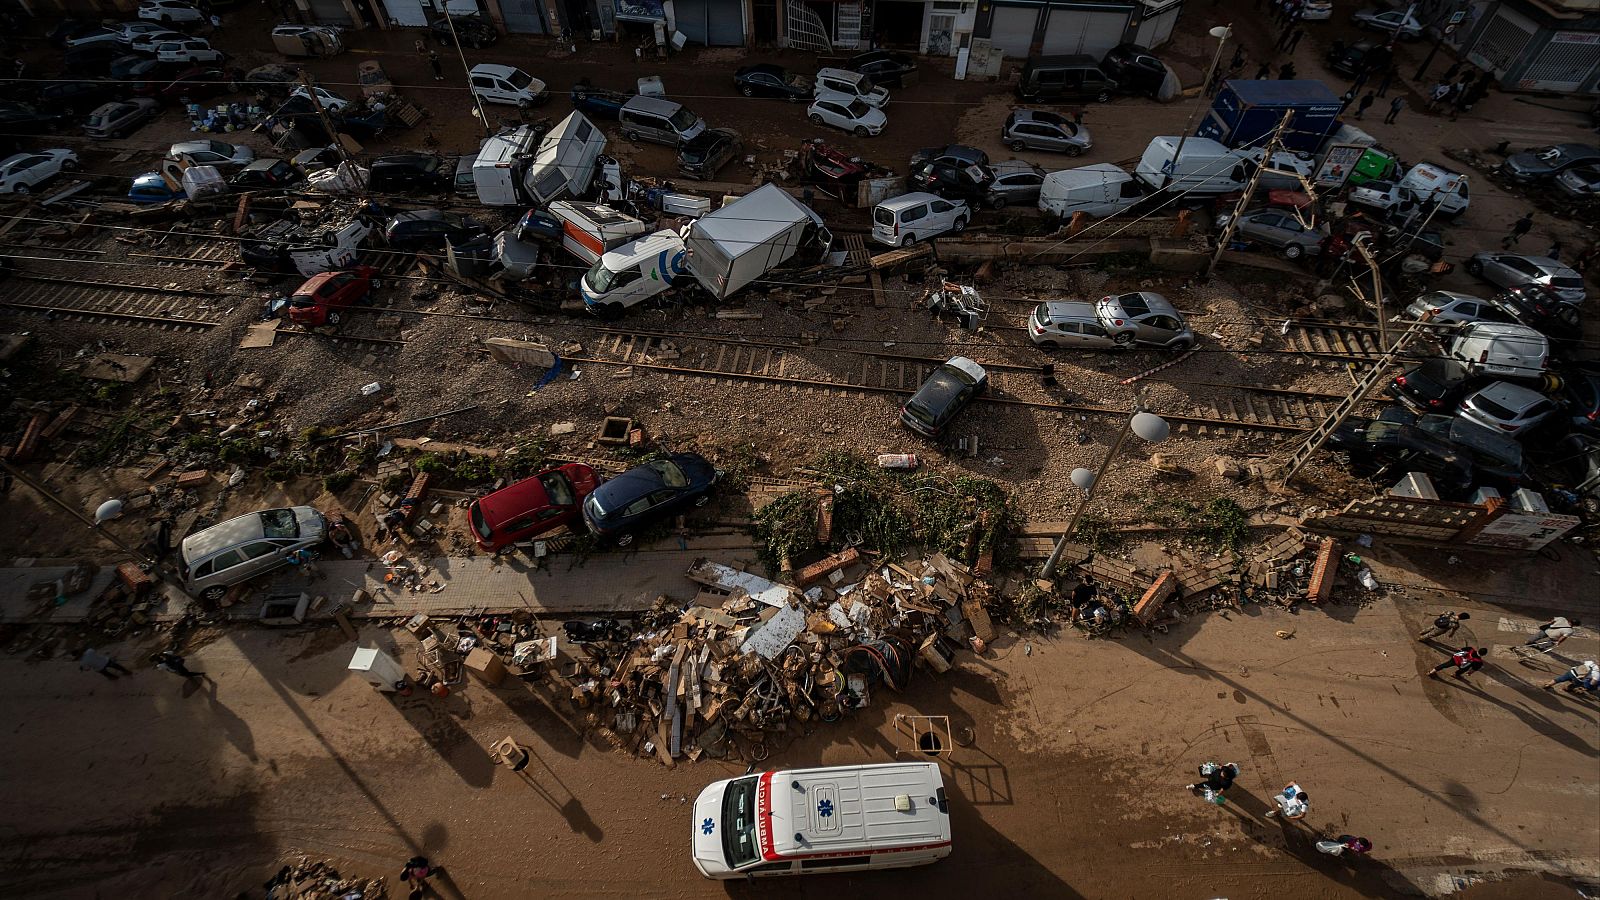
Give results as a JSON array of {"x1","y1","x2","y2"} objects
[
  {"x1": 706, "y1": 0, "x2": 745, "y2": 45},
  {"x1": 1133, "y1": 0, "x2": 1179, "y2": 49},
  {"x1": 1467, "y1": 6, "x2": 1535, "y2": 76},
  {"x1": 1041, "y1": 8, "x2": 1127, "y2": 57},
  {"x1": 1521, "y1": 34, "x2": 1600, "y2": 92},
  {"x1": 988, "y1": 5, "x2": 1038, "y2": 57},
  {"x1": 674, "y1": 0, "x2": 709, "y2": 43},
  {"x1": 382, "y1": 0, "x2": 427, "y2": 26},
  {"x1": 306, "y1": 0, "x2": 352, "y2": 26},
  {"x1": 501, "y1": 0, "x2": 549, "y2": 33}
]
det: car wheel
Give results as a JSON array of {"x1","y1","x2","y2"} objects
[
  {"x1": 854, "y1": 125, "x2": 870, "y2": 137},
  {"x1": 1169, "y1": 338, "x2": 1194, "y2": 351},
  {"x1": 201, "y1": 585, "x2": 226, "y2": 602},
  {"x1": 1095, "y1": 90, "x2": 1110, "y2": 103},
  {"x1": 623, "y1": 129, "x2": 640, "y2": 141},
  {"x1": 1009, "y1": 139, "x2": 1027, "y2": 152},
  {"x1": 327, "y1": 311, "x2": 342, "y2": 325},
  {"x1": 369, "y1": 279, "x2": 383, "y2": 289},
  {"x1": 808, "y1": 113, "x2": 824, "y2": 125},
  {"x1": 61, "y1": 160, "x2": 79, "y2": 172},
  {"x1": 1466, "y1": 259, "x2": 1484, "y2": 276},
  {"x1": 741, "y1": 86, "x2": 755, "y2": 97},
  {"x1": 1064, "y1": 145, "x2": 1083, "y2": 157},
  {"x1": 160, "y1": 14, "x2": 172, "y2": 22},
  {"x1": 1114, "y1": 332, "x2": 1134, "y2": 346},
  {"x1": 990, "y1": 195, "x2": 1007, "y2": 210},
  {"x1": 1283, "y1": 244, "x2": 1304, "y2": 260},
  {"x1": 952, "y1": 216, "x2": 967, "y2": 232},
  {"x1": 1037, "y1": 339, "x2": 1058, "y2": 349},
  {"x1": 12, "y1": 184, "x2": 27, "y2": 194},
  {"x1": 518, "y1": 99, "x2": 532, "y2": 110},
  {"x1": 900, "y1": 233, "x2": 915, "y2": 246},
  {"x1": 600, "y1": 302, "x2": 624, "y2": 319},
  {"x1": 614, "y1": 532, "x2": 636, "y2": 548}
]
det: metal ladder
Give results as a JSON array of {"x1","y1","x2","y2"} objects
[{"x1": 1279, "y1": 317, "x2": 1432, "y2": 485}]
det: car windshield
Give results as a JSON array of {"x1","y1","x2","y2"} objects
[
  {"x1": 648, "y1": 459, "x2": 688, "y2": 488},
  {"x1": 722, "y1": 776, "x2": 761, "y2": 869},
  {"x1": 508, "y1": 69, "x2": 534, "y2": 90},
  {"x1": 258, "y1": 509, "x2": 299, "y2": 539},
  {"x1": 1551, "y1": 276, "x2": 1583, "y2": 289},
  {"x1": 470, "y1": 503, "x2": 492, "y2": 540},
  {"x1": 1474, "y1": 396, "x2": 1518, "y2": 420},
  {"x1": 585, "y1": 258, "x2": 619, "y2": 293},
  {"x1": 846, "y1": 99, "x2": 872, "y2": 118},
  {"x1": 668, "y1": 107, "x2": 698, "y2": 131},
  {"x1": 540, "y1": 471, "x2": 574, "y2": 505}
]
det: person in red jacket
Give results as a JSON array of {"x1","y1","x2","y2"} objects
[{"x1": 1428, "y1": 646, "x2": 1486, "y2": 680}]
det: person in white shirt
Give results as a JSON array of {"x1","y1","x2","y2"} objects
[
  {"x1": 1526, "y1": 617, "x2": 1582, "y2": 650},
  {"x1": 1544, "y1": 660, "x2": 1599, "y2": 695},
  {"x1": 1264, "y1": 782, "x2": 1309, "y2": 820}
]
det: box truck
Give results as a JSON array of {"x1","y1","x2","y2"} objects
[
  {"x1": 473, "y1": 111, "x2": 613, "y2": 207},
  {"x1": 1197, "y1": 80, "x2": 1343, "y2": 154},
  {"x1": 1135, "y1": 136, "x2": 1250, "y2": 194}
]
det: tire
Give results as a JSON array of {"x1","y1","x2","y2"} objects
[
  {"x1": 201, "y1": 585, "x2": 225, "y2": 602},
  {"x1": 600, "y1": 302, "x2": 624, "y2": 319},
  {"x1": 61, "y1": 160, "x2": 79, "y2": 172},
  {"x1": 1037, "y1": 339, "x2": 1058, "y2": 350},
  {"x1": 900, "y1": 233, "x2": 915, "y2": 247},
  {"x1": 1466, "y1": 259, "x2": 1484, "y2": 276},
  {"x1": 808, "y1": 114, "x2": 823, "y2": 126},
  {"x1": 326, "y1": 310, "x2": 342, "y2": 325},
  {"x1": 952, "y1": 216, "x2": 967, "y2": 233},
  {"x1": 369, "y1": 279, "x2": 383, "y2": 289},
  {"x1": 1114, "y1": 332, "x2": 1134, "y2": 346},
  {"x1": 160, "y1": 14, "x2": 172, "y2": 22},
  {"x1": 614, "y1": 532, "x2": 635, "y2": 548},
  {"x1": 1064, "y1": 145, "x2": 1082, "y2": 158},
  {"x1": 1095, "y1": 90, "x2": 1110, "y2": 103},
  {"x1": 1169, "y1": 338, "x2": 1194, "y2": 351},
  {"x1": 1009, "y1": 140, "x2": 1027, "y2": 152},
  {"x1": 623, "y1": 129, "x2": 640, "y2": 142},
  {"x1": 990, "y1": 195, "x2": 1007, "y2": 210},
  {"x1": 12, "y1": 184, "x2": 27, "y2": 194},
  {"x1": 854, "y1": 126, "x2": 870, "y2": 137},
  {"x1": 740, "y1": 86, "x2": 755, "y2": 97},
  {"x1": 1284, "y1": 244, "x2": 1304, "y2": 260}
]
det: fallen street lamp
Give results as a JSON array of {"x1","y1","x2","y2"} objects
[{"x1": 1039, "y1": 411, "x2": 1170, "y2": 579}]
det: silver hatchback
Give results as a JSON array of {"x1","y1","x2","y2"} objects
[
  {"x1": 1027, "y1": 301, "x2": 1134, "y2": 349},
  {"x1": 1466, "y1": 252, "x2": 1586, "y2": 304},
  {"x1": 180, "y1": 506, "x2": 327, "y2": 601},
  {"x1": 1094, "y1": 291, "x2": 1196, "y2": 349},
  {"x1": 1003, "y1": 109, "x2": 1093, "y2": 156}
]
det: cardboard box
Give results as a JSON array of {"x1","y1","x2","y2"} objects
[{"x1": 464, "y1": 647, "x2": 507, "y2": 686}]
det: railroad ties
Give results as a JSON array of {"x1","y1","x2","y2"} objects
[
  {"x1": 0, "y1": 274, "x2": 224, "y2": 333},
  {"x1": 1280, "y1": 321, "x2": 1388, "y2": 362}
]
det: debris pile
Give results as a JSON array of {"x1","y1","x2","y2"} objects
[{"x1": 263, "y1": 857, "x2": 384, "y2": 900}]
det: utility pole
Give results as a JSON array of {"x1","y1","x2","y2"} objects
[
  {"x1": 1350, "y1": 232, "x2": 1389, "y2": 351},
  {"x1": 1162, "y1": 25, "x2": 1232, "y2": 190},
  {"x1": 298, "y1": 71, "x2": 364, "y2": 198},
  {"x1": 1207, "y1": 110, "x2": 1293, "y2": 278},
  {"x1": 1415, "y1": 1, "x2": 1465, "y2": 80},
  {"x1": 440, "y1": 13, "x2": 493, "y2": 137}
]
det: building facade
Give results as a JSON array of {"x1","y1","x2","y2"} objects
[{"x1": 1438, "y1": 0, "x2": 1600, "y2": 92}]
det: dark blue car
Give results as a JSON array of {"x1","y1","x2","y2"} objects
[{"x1": 581, "y1": 453, "x2": 720, "y2": 546}]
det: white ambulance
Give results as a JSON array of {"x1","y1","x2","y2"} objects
[{"x1": 691, "y1": 762, "x2": 951, "y2": 879}]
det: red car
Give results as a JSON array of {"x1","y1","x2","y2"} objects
[
  {"x1": 469, "y1": 463, "x2": 600, "y2": 552},
  {"x1": 286, "y1": 265, "x2": 378, "y2": 327}
]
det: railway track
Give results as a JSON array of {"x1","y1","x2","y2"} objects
[
  {"x1": 1280, "y1": 321, "x2": 1394, "y2": 362},
  {"x1": 0, "y1": 274, "x2": 224, "y2": 332}
]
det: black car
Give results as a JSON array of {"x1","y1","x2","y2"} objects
[
  {"x1": 428, "y1": 15, "x2": 499, "y2": 48},
  {"x1": 1487, "y1": 285, "x2": 1584, "y2": 342},
  {"x1": 1388, "y1": 357, "x2": 1478, "y2": 414},
  {"x1": 0, "y1": 101, "x2": 69, "y2": 132},
  {"x1": 1326, "y1": 415, "x2": 1476, "y2": 492},
  {"x1": 1558, "y1": 372, "x2": 1600, "y2": 437},
  {"x1": 369, "y1": 154, "x2": 451, "y2": 192},
  {"x1": 581, "y1": 453, "x2": 720, "y2": 547},
  {"x1": 677, "y1": 128, "x2": 741, "y2": 180},
  {"x1": 900, "y1": 356, "x2": 988, "y2": 437},
  {"x1": 230, "y1": 158, "x2": 304, "y2": 190},
  {"x1": 732, "y1": 64, "x2": 811, "y2": 100},
  {"x1": 911, "y1": 143, "x2": 989, "y2": 170},
  {"x1": 913, "y1": 159, "x2": 994, "y2": 207},
  {"x1": 64, "y1": 43, "x2": 126, "y2": 76},
  {"x1": 1326, "y1": 40, "x2": 1388, "y2": 78},
  {"x1": 1100, "y1": 43, "x2": 1167, "y2": 96},
  {"x1": 847, "y1": 50, "x2": 918, "y2": 88},
  {"x1": 111, "y1": 55, "x2": 178, "y2": 81},
  {"x1": 35, "y1": 80, "x2": 126, "y2": 116},
  {"x1": 244, "y1": 63, "x2": 301, "y2": 98},
  {"x1": 383, "y1": 209, "x2": 489, "y2": 251},
  {"x1": 1414, "y1": 413, "x2": 1527, "y2": 488}
]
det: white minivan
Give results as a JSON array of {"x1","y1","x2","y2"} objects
[
  {"x1": 581, "y1": 229, "x2": 688, "y2": 315},
  {"x1": 1447, "y1": 322, "x2": 1549, "y2": 379},
  {"x1": 813, "y1": 68, "x2": 889, "y2": 107},
  {"x1": 692, "y1": 762, "x2": 951, "y2": 879},
  {"x1": 871, "y1": 191, "x2": 969, "y2": 247},
  {"x1": 469, "y1": 63, "x2": 550, "y2": 108}
]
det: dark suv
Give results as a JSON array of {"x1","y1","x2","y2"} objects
[
  {"x1": 1016, "y1": 55, "x2": 1118, "y2": 103},
  {"x1": 1100, "y1": 43, "x2": 1167, "y2": 96},
  {"x1": 677, "y1": 128, "x2": 741, "y2": 180}
]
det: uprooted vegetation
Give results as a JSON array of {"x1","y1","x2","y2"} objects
[{"x1": 753, "y1": 450, "x2": 1023, "y2": 575}]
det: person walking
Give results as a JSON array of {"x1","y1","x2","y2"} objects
[
  {"x1": 414, "y1": 38, "x2": 427, "y2": 55},
  {"x1": 80, "y1": 648, "x2": 132, "y2": 680},
  {"x1": 1418, "y1": 611, "x2": 1470, "y2": 642},
  {"x1": 1542, "y1": 659, "x2": 1599, "y2": 695},
  {"x1": 1547, "y1": 239, "x2": 1564, "y2": 262},
  {"x1": 400, "y1": 856, "x2": 438, "y2": 900},
  {"x1": 1526, "y1": 616, "x2": 1582, "y2": 651},
  {"x1": 1375, "y1": 64, "x2": 1398, "y2": 97},
  {"x1": 1503, "y1": 212, "x2": 1534, "y2": 248},
  {"x1": 1574, "y1": 243, "x2": 1600, "y2": 275},
  {"x1": 153, "y1": 650, "x2": 204, "y2": 680},
  {"x1": 1384, "y1": 95, "x2": 1406, "y2": 124},
  {"x1": 1187, "y1": 762, "x2": 1241, "y2": 805},
  {"x1": 1428, "y1": 646, "x2": 1487, "y2": 679},
  {"x1": 1279, "y1": 61, "x2": 1298, "y2": 79},
  {"x1": 1285, "y1": 27, "x2": 1305, "y2": 54},
  {"x1": 1354, "y1": 91, "x2": 1376, "y2": 120},
  {"x1": 427, "y1": 50, "x2": 444, "y2": 82},
  {"x1": 1427, "y1": 81, "x2": 1450, "y2": 111},
  {"x1": 1255, "y1": 60, "x2": 1273, "y2": 80},
  {"x1": 1264, "y1": 782, "x2": 1309, "y2": 820}
]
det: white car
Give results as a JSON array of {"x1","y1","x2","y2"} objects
[
  {"x1": 468, "y1": 63, "x2": 549, "y2": 107},
  {"x1": 129, "y1": 29, "x2": 188, "y2": 53},
  {"x1": 290, "y1": 84, "x2": 352, "y2": 112},
  {"x1": 1403, "y1": 290, "x2": 1495, "y2": 325},
  {"x1": 808, "y1": 90, "x2": 886, "y2": 137},
  {"x1": 1352, "y1": 8, "x2": 1424, "y2": 39},
  {"x1": 1300, "y1": 0, "x2": 1333, "y2": 20},
  {"x1": 138, "y1": 0, "x2": 206, "y2": 24},
  {"x1": 170, "y1": 140, "x2": 254, "y2": 168},
  {"x1": 111, "y1": 21, "x2": 178, "y2": 43},
  {"x1": 0, "y1": 149, "x2": 80, "y2": 195},
  {"x1": 154, "y1": 38, "x2": 223, "y2": 64},
  {"x1": 1458, "y1": 382, "x2": 1558, "y2": 436},
  {"x1": 65, "y1": 26, "x2": 126, "y2": 48}
]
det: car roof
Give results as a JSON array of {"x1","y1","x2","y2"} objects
[
  {"x1": 1012, "y1": 108, "x2": 1068, "y2": 125},
  {"x1": 374, "y1": 154, "x2": 434, "y2": 165},
  {"x1": 391, "y1": 209, "x2": 450, "y2": 223},
  {"x1": 180, "y1": 508, "x2": 286, "y2": 558},
  {"x1": 816, "y1": 67, "x2": 866, "y2": 81},
  {"x1": 814, "y1": 88, "x2": 864, "y2": 103},
  {"x1": 622, "y1": 94, "x2": 683, "y2": 115},
  {"x1": 739, "y1": 63, "x2": 784, "y2": 75},
  {"x1": 879, "y1": 191, "x2": 943, "y2": 210},
  {"x1": 476, "y1": 473, "x2": 554, "y2": 525},
  {"x1": 992, "y1": 159, "x2": 1044, "y2": 177},
  {"x1": 1470, "y1": 380, "x2": 1548, "y2": 411},
  {"x1": 1042, "y1": 301, "x2": 1098, "y2": 321},
  {"x1": 471, "y1": 63, "x2": 523, "y2": 78}
]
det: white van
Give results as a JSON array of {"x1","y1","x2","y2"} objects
[
  {"x1": 1135, "y1": 136, "x2": 1248, "y2": 194},
  {"x1": 871, "y1": 191, "x2": 969, "y2": 247},
  {"x1": 1038, "y1": 163, "x2": 1148, "y2": 218},
  {"x1": 1447, "y1": 322, "x2": 1549, "y2": 379},
  {"x1": 619, "y1": 95, "x2": 707, "y2": 146},
  {"x1": 813, "y1": 68, "x2": 889, "y2": 107},
  {"x1": 581, "y1": 229, "x2": 688, "y2": 315},
  {"x1": 548, "y1": 200, "x2": 649, "y2": 265},
  {"x1": 469, "y1": 63, "x2": 549, "y2": 108},
  {"x1": 692, "y1": 762, "x2": 951, "y2": 879},
  {"x1": 1399, "y1": 162, "x2": 1469, "y2": 217}
]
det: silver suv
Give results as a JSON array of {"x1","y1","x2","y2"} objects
[
  {"x1": 1002, "y1": 109, "x2": 1093, "y2": 156},
  {"x1": 180, "y1": 506, "x2": 327, "y2": 601}
]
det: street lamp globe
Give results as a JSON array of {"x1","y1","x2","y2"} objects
[
  {"x1": 94, "y1": 499, "x2": 124, "y2": 523},
  {"x1": 1130, "y1": 412, "x2": 1171, "y2": 443},
  {"x1": 1070, "y1": 467, "x2": 1097, "y2": 492},
  {"x1": 1210, "y1": 25, "x2": 1233, "y2": 40}
]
